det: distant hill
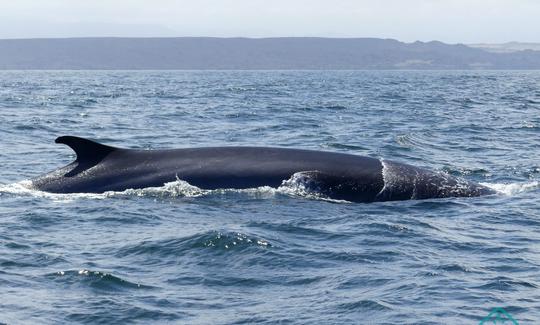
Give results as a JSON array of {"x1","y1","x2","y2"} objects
[{"x1": 1, "y1": 37, "x2": 540, "y2": 70}]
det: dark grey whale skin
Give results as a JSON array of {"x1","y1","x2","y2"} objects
[{"x1": 31, "y1": 136, "x2": 495, "y2": 202}]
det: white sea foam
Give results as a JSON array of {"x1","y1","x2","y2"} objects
[
  {"x1": 277, "y1": 172, "x2": 351, "y2": 203},
  {"x1": 0, "y1": 179, "x2": 209, "y2": 201},
  {"x1": 0, "y1": 180, "x2": 110, "y2": 202},
  {"x1": 481, "y1": 181, "x2": 540, "y2": 196},
  {"x1": 0, "y1": 173, "x2": 350, "y2": 203}
]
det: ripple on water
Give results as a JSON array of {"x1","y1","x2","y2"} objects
[
  {"x1": 116, "y1": 231, "x2": 271, "y2": 261},
  {"x1": 0, "y1": 251, "x2": 67, "y2": 269},
  {"x1": 46, "y1": 270, "x2": 153, "y2": 292},
  {"x1": 473, "y1": 276, "x2": 539, "y2": 291},
  {"x1": 336, "y1": 299, "x2": 393, "y2": 312},
  {"x1": 63, "y1": 297, "x2": 184, "y2": 323}
]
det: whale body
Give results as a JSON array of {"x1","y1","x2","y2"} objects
[{"x1": 31, "y1": 136, "x2": 495, "y2": 202}]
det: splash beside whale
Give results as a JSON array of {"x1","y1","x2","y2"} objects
[{"x1": 30, "y1": 136, "x2": 495, "y2": 202}]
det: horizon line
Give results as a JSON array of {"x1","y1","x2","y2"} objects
[{"x1": 0, "y1": 36, "x2": 535, "y2": 45}]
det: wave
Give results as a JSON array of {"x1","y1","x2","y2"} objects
[
  {"x1": 117, "y1": 231, "x2": 271, "y2": 258},
  {"x1": 46, "y1": 269, "x2": 152, "y2": 291}
]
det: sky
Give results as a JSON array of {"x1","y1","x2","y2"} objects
[{"x1": 0, "y1": 0, "x2": 539, "y2": 43}]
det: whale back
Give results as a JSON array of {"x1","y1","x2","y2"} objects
[{"x1": 31, "y1": 136, "x2": 494, "y2": 201}]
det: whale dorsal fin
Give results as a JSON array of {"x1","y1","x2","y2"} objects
[{"x1": 55, "y1": 136, "x2": 118, "y2": 163}]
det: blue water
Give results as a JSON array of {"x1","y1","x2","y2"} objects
[{"x1": 0, "y1": 71, "x2": 539, "y2": 324}]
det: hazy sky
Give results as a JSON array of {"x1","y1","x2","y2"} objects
[{"x1": 1, "y1": 0, "x2": 539, "y2": 43}]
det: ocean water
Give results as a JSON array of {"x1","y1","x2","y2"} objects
[{"x1": 0, "y1": 70, "x2": 539, "y2": 324}]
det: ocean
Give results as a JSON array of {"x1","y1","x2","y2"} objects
[{"x1": 0, "y1": 70, "x2": 539, "y2": 324}]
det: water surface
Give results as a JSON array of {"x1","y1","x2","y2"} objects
[{"x1": 1, "y1": 71, "x2": 539, "y2": 324}]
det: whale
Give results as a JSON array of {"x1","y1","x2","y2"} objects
[{"x1": 30, "y1": 136, "x2": 495, "y2": 202}]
